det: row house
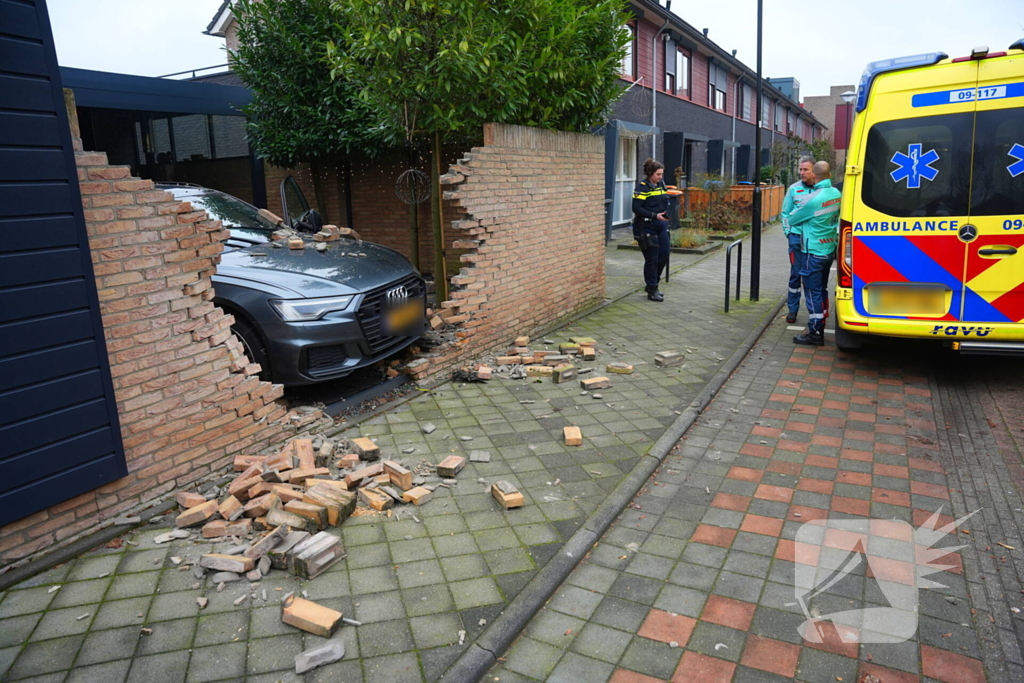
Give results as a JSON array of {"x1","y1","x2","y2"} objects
[{"x1": 605, "y1": 0, "x2": 826, "y2": 232}]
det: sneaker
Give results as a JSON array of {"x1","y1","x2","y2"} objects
[
  {"x1": 785, "y1": 312, "x2": 797, "y2": 324},
  {"x1": 793, "y1": 331, "x2": 824, "y2": 346},
  {"x1": 647, "y1": 287, "x2": 664, "y2": 302}
]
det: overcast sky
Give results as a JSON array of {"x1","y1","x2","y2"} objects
[{"x1": 48, "y1": 0, "x2": 1024, "y2": 96}]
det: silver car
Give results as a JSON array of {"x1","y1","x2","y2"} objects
[{"x1": 158, "y1": 179, "x2": 426, "y2": 386}]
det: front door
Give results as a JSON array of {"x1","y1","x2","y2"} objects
[
  {"x1": 613, "y1": 136, "x2": 637, "y2": 226},
  {"x1": 961, "y1": 53, "x2": 1024, "y2": 323}
]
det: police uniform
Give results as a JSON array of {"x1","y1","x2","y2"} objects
[
  {"x1": 780, "y1": 179, "x2": 815, "y2": 321},
  {"x1": 632, "y1": 178, "x2": 670, "y2": 300},
  {"x1": 786, "y1": 178, "x2": 842, "y2": 345}
]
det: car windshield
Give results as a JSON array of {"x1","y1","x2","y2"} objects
[{"x1": 163, "y1": 186, "x2": 277, "y2": 232}]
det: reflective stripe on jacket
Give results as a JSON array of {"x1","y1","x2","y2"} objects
[
  {"x1": 632, "y1": 179, "x2": 669, "y2": 223},
  {"x1": 787, "y1": 178, "x2": 841, "y2": 257}
]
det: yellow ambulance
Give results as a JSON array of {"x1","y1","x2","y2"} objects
[{"x1": 835, "y1": 41, "x2": 1024, "y2": 353}]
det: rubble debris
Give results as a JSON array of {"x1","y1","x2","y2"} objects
[
  {"x1": 403, "y1": 487, "x2": 433, "y2": 505},
  {"x1": 267, "y1": 508, "x2": 319, "y2": 534},
  {"x1": 514, "y1": 336, "x2": 530, "y2": 347},
  {"x1": 197, "y1": 597, "x2": 208, "y2": 610},
  {"x1": 288, "y1": 531, "x2": 345, "y2": 579},
  {"x1": 542, "y1": 354, "x2": 570, "y2": 366},
  {"x1": 357, "y1": 487, "x2": 393, "y2": 511},
  {"x1": 559, "y1": 343, "x2": 581, "y2": 355},
  {"x1": 114, "y1": 515, "x2": 141, "y2": 525},
  {"x1": 437, "y1": 455, "x2": 467, "y2": 478},
  {"x1": 344, "y1": 463, "x2": 384, "y2": 488},
  {"x1": 552, "y1": 364, "x2": 577, "y2": 384},
  {"x1": 526, "y1": 365, "x2": 554, "y2": 378},
  {"x1": 155, "y1": 529, "x2": 191, "y2": 544},
  {"x1": 176, "y1": 492, "x2": 207, "y2": 509},
  {"x1": 655, "y1": 351, "x2": 686, "y2": 367},
  {"x1": 491, "y1": 481, "x2": 525, "y2": 509},
  {"x1": 350, "y1": 437, "x2": 380, "y2": 461},
  {"x1": 469, "y1": 450, "x2": 491, "y2": 463},
  {"x1": 422, "y1": 422, "x2": 437, "y2": 434},
  {"x1": 282, "y1": 595, "x2": 343, "y2": 637},
  {"x1": 581, "y1": 347, "x2": 597, "y2": 361},
  {"x1": 244, "y1": 525, "x2": 288, "y2": 559},
  {"x1": 580, "y1": 376, "x2": 611, "y2": 391},
  {"x1": 284, "y1": 500, "x2": 329, "y2": 530},
  {"x1": 269, "y1": 531, "x2": 312, "y2": 570},
  {"x1": 295, "y1": 639, "x2": 346, "y2": 674},
  {"x1": 175, "y1": 500, "x2": 219, "y2": 528},
  {"x1": 564, "y1": 426, "x2": 583, "y2": 447},
  {"x1": 200, "y1": 554, "x2": 255, "y2": 573},
  {"x1": 211, "y1": 571, "x2": 241, "y2": 584},
  {"x1": 606, "y1": 362, "x2": 634, "y2": 374},
  {"x1": 288, "y1": 237, "x2": 304, "y2": 250},
  {"x1": 383, "y1": 460, "x2": 413, "y2": 490}
]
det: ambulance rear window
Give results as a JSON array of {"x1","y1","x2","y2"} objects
[
  {"x1": 861, "y1": 113, "x2": 973, "y2": 217},
  {"x1": 971, "y1": 108, "x2": 1024, "y2": 216}
]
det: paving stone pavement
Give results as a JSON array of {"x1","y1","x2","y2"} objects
[
  {"x1": 0, "y1": 227, "x2": 788, "y2": 682},
  {"x1": 488, "y1": 314, "x2": 1024, "y2": 682}
]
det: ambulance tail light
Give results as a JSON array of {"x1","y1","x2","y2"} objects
[{"x1": 839, "y1": 220, "x2": 853, "y2": 288}]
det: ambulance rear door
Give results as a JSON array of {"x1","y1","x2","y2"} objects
[{"x1": 961, "y1": 52, "x2": 1024, "y2": 325}]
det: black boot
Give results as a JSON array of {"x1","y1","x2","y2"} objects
[
  {"x1": 793, "y1": 330, "x2": 824, "y2": 346},
  {"x1": 786, "y1": 311, "x2": 797, "y2": 324},
  {"x1": 647, "y1": 286, "x2": 664, "y2": 302}
]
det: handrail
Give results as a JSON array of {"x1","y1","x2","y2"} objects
[
  {"x1": 724, "y1": 239, "x2": 743, "y2": 312},
  {"x1": 159, "y1": 64, "x2": 232, "y2": 80}
]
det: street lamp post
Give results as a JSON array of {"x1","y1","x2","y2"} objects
[
  {"x1": 750, "y1": 0, "x2": 763, "y2": 301},
  {"x1": 840, "y1": 90, "x2": 856, "y2": 171}
]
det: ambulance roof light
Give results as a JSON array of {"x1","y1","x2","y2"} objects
[
  {"x1": 1010, "y1": 38, "x2": 1024, "y2": 51},
  {"x1": 855, "y1": 52, "x2": 948, "y2": 113}
]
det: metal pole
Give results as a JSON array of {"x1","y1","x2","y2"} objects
[{"x1": 749, "y1": 0, "x2": 763, "y2": 301}]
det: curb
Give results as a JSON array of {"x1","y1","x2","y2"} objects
[{"x1": 440, "y1": 296, "x2": 787, "y2": 681}]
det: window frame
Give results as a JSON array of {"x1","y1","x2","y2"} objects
[
  {"x1": 621, "y1": 22, "x2": 637, "y2": 78},
  {"x1": 676, "y1": 49, "x2": 690, "y2": 97}
]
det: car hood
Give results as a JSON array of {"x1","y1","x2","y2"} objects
[{"x1": 217, "y1": 238, "x2": 419, "y2": 298}]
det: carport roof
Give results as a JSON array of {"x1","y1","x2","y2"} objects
[{"x1": 60, "y1": 66, "x2": 250, "y2": 117}]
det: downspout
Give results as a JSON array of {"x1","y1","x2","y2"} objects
[{"x1": 652, "y1": 5, "x2": 671, "y2": 158}]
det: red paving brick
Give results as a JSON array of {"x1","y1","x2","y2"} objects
[
  {"x1": 766, "y1": 460, "x2": 801, "y2": 476},
  {"x1": 726, "y1": 466, "x2": 764, "y2": 483},
  {"x1": 751, "y1": 425, "x2": 783, "y2": 438},
  {"x1": 754, "y1": 484, "x2": 794, "y2": 503},
  {"x1": 866, "y1": 556, "x2": 917, "y2": 585},
  {"x1": 910, "y1": 480, "x2": 950, "y2": 500},
  {"x1": 913, "y1": 509, "x2": 955, "y2": 528},
  {"x1": 710, "y1": 492, "x2": 752, "y2": 512},
  {"x1": 700, "y1": 595, "x2": 756, "y2": 631},
  {"x1": 610, "y1": 670, "x2": 666, "y2": 683},
  {"x1": 909, "y1": 457, "x2": 945, "y2": 473},
  {"x1": 672, "y1": 651, "x2": 736, "y2": 683},
  {"x1": 739, "y1": 635, "x2": 801, "y2": 678},
  {"x1": 871, "y1": 488, "x2": 912, "y2": 507},
  {"x1": 797, "y1": 478, "x2": 834, "y2": 495},
  {"x1": 775, "y1": 538, "x2": 821, "y2": 566},
  {"x1": 805, "y1": 454, "x2": 839, "y2": 469},
  {"x1": 691, "y1": 524, "x2": 737, "y2": 548},
  {"x1": 857, "y1": 662, "x2": 921, "y2": 683},
  {"x1": 836, "y1": 471, "x2": 872, "y2": 487},
  {"x1": 841, "y1": 448, "x2": 874, "y2": 462},
  {"x1": 811, "y1": 434, "x2": 843, "y2": 448},
  {"x1": 769, "y1": 392, "x2": 797, "y2": 403},
  {"x1": 874, "y1": 463, "x2": 910, "y2": 479},
  {"x1": 739, "y1": 514, "x2": 784, "y2": 537},
  {"x1": 784, "y1": 421, "x2": 815, "y2": 433},
  {"x1": 637, "y1": 609, "x2": 696, "y2": 646},
  {"x1": 788, "y1": 505, "x2": 828, "y2": 522},
  {"x1": 804, "y1": 620, "x2": 860, "y2": 658},
  {"x1": 777, "y1": 439, "x2": 809, "y2": 453},
  {"x1": 831, "y1": 496, "x2": 871, "y2": 516},
  {"x1": 740, "y1": 444, "x2": 773, "y2": 459},
  {"x1": 921, "y1": 644, "x2": 986, "y2": 683}
]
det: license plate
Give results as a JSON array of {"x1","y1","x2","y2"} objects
[
  {"x1": 867, "y1": 286, "x2": 947, "y2": 316},
  {"x1": 383, "y1": 297, "x2": 423, "y2": 336}
]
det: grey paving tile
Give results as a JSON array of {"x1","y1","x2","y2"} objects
[
  {"x1": 362, "y1": 651, "x2": 423, "y2": 683},
  {"x1": 65, "y1": 659, "x2": 130, "y2": 683},
  {"x1": 184, "y1": 641, "x2": 246, "y2": 683},
  {"x1": 5, "y1": 634, "x2": 83, "y2": 680},
  {"x1": 74, "y1": 625, "x2": 141, "y2": 667},
  {"x1": 503, "y1": 636, "x2": 564, "y2": 680},
  {"x1": 618, "y1": 636, "x2": 683, "y2": 680}
]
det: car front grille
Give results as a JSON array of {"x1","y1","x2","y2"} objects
[
  {"x1": 357, "y1": 274, "x2": 425, "y2": 355},
  {"x1": 306, "y1": 344, "x2": 349, "y2": 377}
]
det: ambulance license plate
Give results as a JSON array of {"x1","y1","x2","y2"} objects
[
  {"x1": 867, "y1": 286, "x2": 947, "y2": 316},
  {"x1": 383, "y1": 297, "x2": 423, "y2": 336}
]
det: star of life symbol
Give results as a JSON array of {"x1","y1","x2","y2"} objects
[
  {"x1": 788, "y1": 507, "x2": 976, "y2": 644},
  {"x1": 890, "y1": 143, "x2": 940, "y2": 189},
  {"x1": 1007, "y1": 143, "x2": 1024, "y2": 178}
]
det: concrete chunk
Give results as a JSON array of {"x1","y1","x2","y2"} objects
[
  {"x1": 655, "y1": 351, "x2": 685, "y2": 367},
  {"x1": 422, "y1": 422, "x2": 437, "y2": 434},
  {"x1": 295, "y1": 639, "x2": 345, "y2": 674},
  {"x1": 606, "y1": 362, "x2": 634, "y2": 374},
  {"x1": 469, "y1": 450, "x2": 491, "y2": 463}
]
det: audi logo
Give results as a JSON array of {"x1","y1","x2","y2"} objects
[{"x1": 385, "y1": 285, "x2": 409, "y2": 306}]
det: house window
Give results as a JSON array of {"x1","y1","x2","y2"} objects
[
  {"x1": 788, "y1": 111, "x2": 796, "y2": 134},
  {"x1": 760, "y1": 94, "x2": 769, "y2": 127},
  {"x1": 709, "y1": 62, "x2": 727, "y2": 111},
  {"x1": 714, "y1": 88, "x2": 726, "y2": 111},
  {"x1": 676, "y1": 50, "x2": 690, "y2": 96},
  {"x1": 775, "y1": 103, "x2": 783, "y2": 131},
  {"x1": 622, "y1": 24, "x2": 636, "y2": 77},
  {"x1": 613, "y1": 136, "x2": 638, "y2": 225},
  {"x1": 741, "y1": 84, "x2": 753, "y2": 121}
]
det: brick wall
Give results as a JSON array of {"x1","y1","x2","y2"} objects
[
  {"x1": 0, "y1": 142, "x2": 295, "y2": 568},
  {"x1": 403, "y1": 124, "x2": 606, "y2": 382}
]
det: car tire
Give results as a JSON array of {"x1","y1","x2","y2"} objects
[
  {"x1": 835, "y1": 325, "x2": 865, "y2": 351},
  {"x1": 231, "y1": 316, "x2": 273, "y2": 383}
]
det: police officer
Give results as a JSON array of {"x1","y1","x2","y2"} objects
[
  {"x1": 787, "y1": 161, "x2": 841, "y2": 346},
  {"x1": 780, "y1": 157, "x2": 816, "y2": 323},
  {"x1": 632, "y1": 158, "x2": 670, "y2": 302}
]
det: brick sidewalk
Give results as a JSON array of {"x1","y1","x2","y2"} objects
[
  {"x1": 0, "y1": 228, "x2": 789, "y2": 682},
  {"x1": 491, "y1": 316, "x2": 1004, "y2": 683}
]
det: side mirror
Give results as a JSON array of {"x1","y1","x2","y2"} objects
[
  {"x1": 279, "y1": 176, "x2": 311, "y2": 228},
  {"x1": 294, "y1": 209, "x2": 323, "y2": 234}
]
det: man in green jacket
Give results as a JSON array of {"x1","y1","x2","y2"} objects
[
  {"x1": 780, "y1": 158, "x2": 816, "y2": 323},
  {"x1": 786, "y1": 161, "x2": 841, "y2": 346}
]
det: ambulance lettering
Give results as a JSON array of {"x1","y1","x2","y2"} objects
[
  {"x1": 930, "y1": 325, "x2": 993, "y2": 337},
  {"x1": 854, "y1": 220, "x2": 959, "y2": 233}
]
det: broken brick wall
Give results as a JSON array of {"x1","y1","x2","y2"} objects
[
  {"x1": 0, "y1": 121, "x2": 294, "y2": 569},
  {"x1": 404, "y1": 124, "x2": 607, "y2": 381}
]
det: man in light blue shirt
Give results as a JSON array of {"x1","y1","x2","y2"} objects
[{"x1": 780, "y1": 157, "x2": 815, "y2": 324}]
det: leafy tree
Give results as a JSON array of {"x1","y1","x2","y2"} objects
[
  {"x1": 231, "y1": 0, "x2": 388, "y2": 216},
  {"x1": 327, "y1": 0, "x2": 632, "y2": 297}
]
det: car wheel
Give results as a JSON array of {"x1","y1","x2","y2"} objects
[
  {"x1": 231, "y1": 317, "x2": 273, "y2": 383},
  {"x1": 835, "y1": 325, "x2": 865, "y2": 351}
]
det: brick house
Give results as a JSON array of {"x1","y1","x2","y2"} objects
[{"x1": 605, "y1": 0, "x2": 827, "y2": 234}]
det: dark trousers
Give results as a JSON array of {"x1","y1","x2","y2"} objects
[
  {"x1": 800, "y1": 253, "x2": 834, "y2": 335},
  {"x1": 787, "y1": 232, "x2": 805, "y2": 315},
  {"x1": 636, "y1": 219, "x2": 670, "y2": 288}
]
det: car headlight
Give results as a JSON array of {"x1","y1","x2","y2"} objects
[{"x1": 270, "y1": 296, "x2": 354, "y2": 321}]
